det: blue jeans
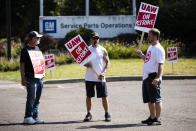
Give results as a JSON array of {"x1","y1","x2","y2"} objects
[{"x1": 25, "y1": 78, "x2": 43, "y2": 118}]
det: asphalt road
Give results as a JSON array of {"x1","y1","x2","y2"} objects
[{"x1": 0, "y1": 80, "x2": 196, "y2": 131}]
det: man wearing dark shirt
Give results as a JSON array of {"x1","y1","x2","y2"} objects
[{"x1": 20, "y1": 31, "x2": 45, "y2": 124}]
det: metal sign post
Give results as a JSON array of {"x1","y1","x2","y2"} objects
[
  {"x1": 40, "y1": 0, "x2": 43, "y2": 16},
  {"x1": 85, "y1": 0, "x2": 89, "y2": 16},
  {"x1": 6, "y1": 0, "x2": 11, "y2": 60}
]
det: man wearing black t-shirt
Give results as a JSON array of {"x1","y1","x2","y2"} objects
[{"x1": 20, "y1": 31, "x2": 44, "y2": 124}]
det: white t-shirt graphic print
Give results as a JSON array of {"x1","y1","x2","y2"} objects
[{"x1": 143, "y1": 43, "x2": 165, "y2": 80}]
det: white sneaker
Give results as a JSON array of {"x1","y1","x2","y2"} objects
[
  {"x1": 34, "y1": 117, "x2": 44, "y2": 124},
  {"x1": 23, "y1": 117, "x2": 36, "y2": 124}
]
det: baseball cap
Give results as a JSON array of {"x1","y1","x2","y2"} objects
[
  {"x1": 91, "y1": 32, "x2": 99, "y2": 39},
  {"x1": 29, "y1": 31, "x2": 43, "y2": 38}
]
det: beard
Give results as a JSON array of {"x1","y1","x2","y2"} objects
[
  {"x1": 93, "y1": 41, "x2": 98, "y2": 46},
  {"x1": 37, "y1": 40, "x2": 40, "y2": 44},
  {"x1": 148, "y1": 38, "x2": 153, "y2": 43}
]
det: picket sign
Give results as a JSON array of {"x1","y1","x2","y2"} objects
[
  {"x1": 44, "y1": 54, "x2": 55, "y2": 70},
  {"x1": 135, "y1": 2, "x2": 159, "y2": 49},
  {"x1": 28, "y1": 50, "x2": 45, "y2": 79},
  {"x1": 167, "y1": 47, "x2": 178, "y2": 63},
  {"x1": 167, "y1": 47, "x2": 178, "y2": 73},
  {"x1": 64, "y1": 35, "x2": 99, "y2": 77}
]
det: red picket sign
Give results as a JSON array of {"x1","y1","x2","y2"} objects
[
  {"x1": 135, "y1": 2, "x2": 159, "y2": 33},
  {"x1": 167, "y1": 47, "x2": 178, "y2": 63},
  {"x1": 44, "y1": 54, "x2": 55, "y2": 70},
  {"x1": 65, "y1": 35, "x2": 93, "y2": 66}
]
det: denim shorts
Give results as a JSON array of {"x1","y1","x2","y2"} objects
[
  {"x1": 142, "y1": 78, "x2": 161, "y2": 103},
  {"x1": 85, "y1": 81, "x2": 108, "y2": 98}
]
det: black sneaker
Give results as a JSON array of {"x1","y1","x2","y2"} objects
[
  {"x1": 154, "y1": 118, "x2": 162, "y2": 125},
  {"x1": 141, "y1": 116, "x2": 155, "y2": 125},
  {"x1": 83, "y1": 112, "x2": 92, "y2": 122},
  {"x1": 105, "y1": 112, "x2": 111, "y2": 122},
  {"x1": 142, "y1": 117, "x2": 162, "y2": 125}
]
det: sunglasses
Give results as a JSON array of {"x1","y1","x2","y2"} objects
[{"x1": 92, "y1": 37, "x2": 99, "y2": 40}]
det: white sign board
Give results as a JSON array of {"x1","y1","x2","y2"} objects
[
  {"x1": 28, "y1": 50, "x2": 45, "y2": 79},
  {"x1": 39, "y1": 15, "x2": 136, "y2": 38},
  {"x1": 135, "y1": 2, "x2": 159, "y2": 33},
  {"x1": 167, "y1": 47, "x2": 178, "y2": 63}
]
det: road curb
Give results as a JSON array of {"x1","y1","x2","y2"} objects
[{"x1": 44, "y1": 75, "x2": 196, "y2": 84}]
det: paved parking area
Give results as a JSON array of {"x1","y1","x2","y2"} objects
[{"x1": 0, "y1": 80, "x2": 196, "y2": 131}]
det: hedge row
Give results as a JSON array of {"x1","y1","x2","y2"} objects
[
  {"x1": 102, "y1": 40, "x2": 183, "y2": 59},
  {"x1": 0, "y1": 40, "x2": 183, "y2": 72},
  {"x1": 0, "y1": 58, "x2": 20, "y2": 72}
]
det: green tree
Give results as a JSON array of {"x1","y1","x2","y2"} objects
[
  {"x1": 0, "y1": 0, "x2": 40, "y2": 39},
  {"x1": 0, "y1": 0, "x2": 7, "y2": 38},
  {"x1": 43, "y1": 0, "x2": 58, "y2": 16},
  {"x1": 90, "y1": 0, "x2": 132, "y2": 15},
  {"x1": 157, "y1": 0, "x2": 196, "y2": 55}
]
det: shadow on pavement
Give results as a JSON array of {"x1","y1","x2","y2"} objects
[
  {"x1": 0, "y1": 123, "x2": 25, "y2": 126},
  {"x1": 0, "y1": 120, "x2": 83, "y2": 126},
  {"x1": 77, "y1": 123, "x2": 147, "y2": 129},
  {"x1": 44, "y1": 120, "x2": 83, "y2": 125}
]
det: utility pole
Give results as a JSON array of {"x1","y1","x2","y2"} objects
[
  {"x1": 40, "y1": 0, "x2": 43, "y2": 16},
  {"x1": 6, "y1": 0, "x2": 11, "y2": 60},
  {"x1": 85, "y1": 0, "x2": 89, "y2": 16},
  {"x1": 132, "y1": 0, "x2": 136, "y2": 17}
]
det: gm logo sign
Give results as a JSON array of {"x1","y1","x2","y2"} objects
[{"x1": 43, "y1": 20, "x2": 56, "y2": 33}]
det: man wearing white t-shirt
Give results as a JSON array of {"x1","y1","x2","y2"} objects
[
  {"x1": 136, "y1": 28, "x2": 165, "y2": 125},
  {"x1": 83, "y1": 32, "x2": 111, "y2": 122}
]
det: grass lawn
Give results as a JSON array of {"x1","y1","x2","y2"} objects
[{"x1": 0, "y1": 58, "x2": 196, "y2": 82}]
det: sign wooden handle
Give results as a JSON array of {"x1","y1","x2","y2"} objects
[
  {"x1": 138, "y1": 31, "x2": 145, "y2": 50},
  {"x1": 90, "y1": 67, "x2": 99, "y2": 78}
]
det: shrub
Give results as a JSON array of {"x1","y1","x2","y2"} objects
[
  {"x1": 160, "y1": 40, "x2": 184, "y2": 57},
  {"x1": 65, "y1": 28, "x2": 94, "y2": 45},
  {"x1": 11, "y1": 37, "x2": 21, "y2": 43},
  {"x1": 0, "y1": 57, "x2": 20, "y2": 72},
  {"x1": 101, "y1": 42, "x2": 138, "y2": 59},
  {"x1": 56, "y1": 28, "x2": 93, "y2": 50},
  {"x1": 101, "y1": 40, "x2": 183, "y2": 59},
  {"x1": 113, "y1": 33, "x2": 138, "y2": 45},
  {"x1": 56, "y1": 38, "x2": 66, "y2": 51},
  {"x1": 12, "y1": 42, "x2": 22, "y2": 58},
  {"x1": 0, "y1": 40, "x2": 6, "y2": 56},
  {"x1": 39, "y1": 35, "x2": 57, "y2": 52},
  {"x1": 55, "y1": 53, "x2": 74, "y2": 65},
  {"x1": 0, "y1": 38, "x2": 22, "y2": 58}
]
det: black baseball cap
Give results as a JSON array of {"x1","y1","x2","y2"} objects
[{"x1": 29, "y1": 31, "x2": 43, "y2": 38}]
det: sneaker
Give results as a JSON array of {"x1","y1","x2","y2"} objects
[
  {"x1": 34, "y1": 117, "x2": 44, "y2": 124},
  {"x1": 83, "y1": 112, "x2": 92, "y2": 122},
  {"x1": 154, "y1": 118, "x2": 162, "y2": 125},
  {"x1": 105, "y1": 112, "x2": 111, "y2": 122},
  {"x1": 142, "y1": 116, "x2": 161, "y2": 125},
  {"x1": 23, "y1": 117, "x2": 36, "y2": 125},
  {"x1": 141, "y1": 116, "x2": 155, "y2": 125}
]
